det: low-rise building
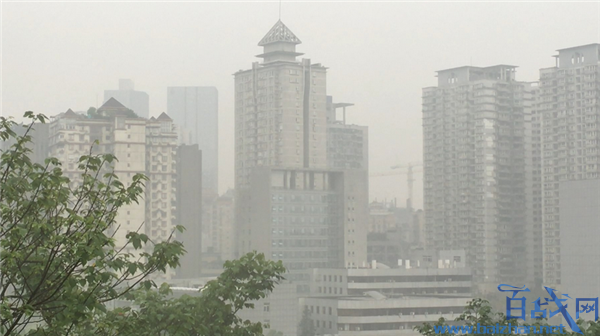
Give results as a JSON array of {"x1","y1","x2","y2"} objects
[
  {"x1": 301, "y1": 295, "x2": 470, "y2": 336},
  {"x1": 302, "y1": 265, "x2": 471, "y2": 335}
]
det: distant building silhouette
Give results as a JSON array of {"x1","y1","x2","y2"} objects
[
  {"x1": 104, "y1": 79, "x2": 150, "y2": 119},
  {"x1": 167, "y1": 86, "x2": 218, "y2": 194}
]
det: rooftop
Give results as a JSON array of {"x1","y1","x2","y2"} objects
[
  {"x1": 258, "y1": 20, "x2": 302, "y2": 46},
  {"x1": 556, "y1": 43, "x2": 600, "y2": 52}
]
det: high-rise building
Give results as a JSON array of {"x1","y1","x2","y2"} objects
[
  {"x1": 538, "y1": 44, "x2": 600, "y2": 287},
  {"x1": 104, "y1": 79, "x2": 150, "y2": 119},
  {"x1": 146, "y1": 113, "x2": 179, "y2": 278},
  {"x1": 422, "y1": 65, "x2": 537, "y2": 290},
  {"x1": 167, "y1": 86, "x2": 219, "y2": 194},
  {"x1": 326, "y1": 96, "x2": 368, "y2": 170},
  {"x1": 46, "y1": 99, "x2": 178, "y2": 279},
  {"x1": 234, "y1": 20, "x2": 368, "y2": 293},
  {"x1": 174, "y1": 144, "x2": 203, "y2": 279},
  {"x1": 234, "y1": 20, "x2": 328, "y2": 188}
]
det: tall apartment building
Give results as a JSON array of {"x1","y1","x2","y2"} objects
[
  {"x1": 538, "y1": 44, "x2": 600, "y2": 287},
  {"x1": 234, "y1": 20, "x2": 368, "y2": 292},
  {"x1": 104, "y1": 79, "x2": 150, "y2": 119},
  {"x1": 47, "y1": 99, "x2": 179, "y2": 279},
  {"x1": 167, "y1": 86, "x2": 219, "y2": 194},
  {"x1": 422, "y1": 66, "x2": 538, "y2": 290},
  {"x1": 146, "y1": 113, "x2": 178, "y2": 260}
]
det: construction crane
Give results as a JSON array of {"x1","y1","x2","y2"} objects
[{"x1": 370, "y1": 162, "x2": 422, "y2": 210}]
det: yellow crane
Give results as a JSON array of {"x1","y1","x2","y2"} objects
[{"x1": 370, "y1": 162, "x2": 422, "y2": 209}]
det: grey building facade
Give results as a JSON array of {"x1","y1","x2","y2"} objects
[
  {"x1": 174, "y1": 144, "x2": 203, "y2": 279},
  {"x1": 237, "y1": 166, "x2": 368, "y2": 293},
  {"x1": 559, "y1": 179, "x2": 600, "y2": 301}
]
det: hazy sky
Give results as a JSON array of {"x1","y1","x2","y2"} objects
[{"x1": 2, "y1": 1, "x2": 600, "y2": 208}]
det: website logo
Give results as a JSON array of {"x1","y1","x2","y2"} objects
[{"x1": 499, "y1": 284, "x2": 599, "y2": 334}]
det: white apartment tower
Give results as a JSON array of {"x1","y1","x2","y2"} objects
[{"x1": 47, "y1": 99, "x2": 178, "y2": 279}]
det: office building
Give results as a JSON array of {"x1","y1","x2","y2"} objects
[
  {"x1": 167, "y1": 86, "x2": 219, "y2": 194},
  {"x1": 302, "y1": 266, "x2": 472, "y2": 336},
  {"x1": 538, "y1": 44, "x2": 600, "y2": 286},
  {"x1": 422, "y1": 65, "x2": 537, "y2": 289},
  {"x1": 104, "y1": 79, "x2": 150, "y2": 119},
  {"x1": 236, "y1": 166, "x2": 368, "y2": 292}
]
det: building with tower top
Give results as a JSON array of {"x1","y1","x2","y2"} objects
[{"x1": 234, "y1": 20, "x2": 368, "y2": 293}]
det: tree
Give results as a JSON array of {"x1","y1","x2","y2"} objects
[
  {"x1": 298, "y1": 306, "x2": 316, "y2": 336},
  {"x1": 86, "y1": 107, "x2": 98, "y2": 118},
  {"x1": 73, "y1": 251, "x2": 286, "y2": 336},
  {"x1": 0, "y1": 112, "x2": 185, "y2": 335},
  {"x1": 415, "y1": 298, "x2": 600, "y2": 336}
]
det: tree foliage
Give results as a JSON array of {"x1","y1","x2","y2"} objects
[
  {"x1": 0, "y1": 113, "x2": 185, "y2": 335},
  {"x1": 73, "y1": 252, "x2": 286, "y2": 336},
  {"x1": 416, "y1": 298, "x2": 600, "y2": 336}
]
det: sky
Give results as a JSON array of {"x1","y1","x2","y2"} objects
[{"x1": 2, "y1": 1, "x2": 600, "y2": 208}]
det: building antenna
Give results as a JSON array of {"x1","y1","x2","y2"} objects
[{"x1": 279, "y1": 0, "x2": 282, "y2": 20}]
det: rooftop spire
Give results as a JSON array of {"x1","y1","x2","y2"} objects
[{"x1": 258, "y1": 20, "x2": 301, "y2": 46}]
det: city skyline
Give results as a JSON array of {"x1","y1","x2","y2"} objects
[{"x1": 4, "y1": 2, "x2": 598, "y2": 206}]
